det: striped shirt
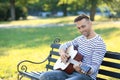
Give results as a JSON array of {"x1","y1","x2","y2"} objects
[{"x1": 59, "y1": 34, "x2": 106, "y2": 80}]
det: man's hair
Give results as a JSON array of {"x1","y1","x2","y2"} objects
[{"x1": 74, "y1": 14, "x2": 90, "y2": 22}]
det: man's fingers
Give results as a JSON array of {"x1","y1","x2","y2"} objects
[
  {"x1": 65, "y1": 54, "x2": 70, "y2": 58},
  {"x1": 73, "y1": 65, "x2": 81, "y2": 71},
  {"x1": 61, "y1": 55, "x2": 67, "y2": 63},
  {"x1": 60, "y1": 52, "x2": 70, "y2": 64},
  {"x1": 73, "y1": 65, "x2": 76, "y2": 69},
  {"x1": 62, "y1": 55, "x2": 67, "y2": 60}
]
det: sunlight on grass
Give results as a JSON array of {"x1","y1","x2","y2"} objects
[
  {"x1": 0, "y1": 16, "x2": 76, "y2": 26},
  {"x1": 95, "y1": 15, "x2": 110, "y2": 21},
  {"x1": 0, "y1": 45, "x2": 50, "y2": 79},
  {"x1": 0, "y1": 15, "x2": 111, "y2": 26}
]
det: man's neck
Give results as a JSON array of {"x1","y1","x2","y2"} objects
[{"x1": 86, "y1": 31, "x2": 96, "y2": 39}]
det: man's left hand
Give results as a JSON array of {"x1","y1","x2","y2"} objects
[{"x1": 73, "y1": 61, "x2": 82, "y2": 73}]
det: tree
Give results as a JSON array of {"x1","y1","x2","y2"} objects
[
  {"x1": 62, "y1": 0, "x2": 68, "y2": 16},
  {"x1": 10, "y1": 0, "x2": 15, "y2": 20},
  {"x1": 89, "y1": 0, "x2": 98, "y2": 21},
  {"x1": 86, "y1": 0, "x2": 114, "y2": 21},
  {"x1": 58, "y1": 0, "x2": 68, "y2": 16},
  {"x1": 104, "y1": 0, "x2": 120, "y2": 15},
  {"x1": 48, "y1": 0, "x2": 59, "y2": 15}
]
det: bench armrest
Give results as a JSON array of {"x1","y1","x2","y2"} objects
[{"x1": 17, "y1": 53, "x2": 51, "y2": 73}]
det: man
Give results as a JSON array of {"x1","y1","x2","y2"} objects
[{"x1": 39, "y1": 14, "x2": 106, "y2": 80}]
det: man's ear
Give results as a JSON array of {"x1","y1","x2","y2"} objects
[{"x1": 89, "y1": 21, "x2": 92, "y2": 25}]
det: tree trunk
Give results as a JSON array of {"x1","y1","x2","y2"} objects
[
  {"x1": 90, "y1": 0, "x2": 98, "y2": 21},
  {"x1": 10, "y1": 0, "x2": 15, "y2": 20},
  {"x1": 63, "y1": 0, "x2": 68, "y2": 16}
]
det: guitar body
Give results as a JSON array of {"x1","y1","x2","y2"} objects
[{"x1": 53, "y1": 45, "x2": 83, "y2": 74}]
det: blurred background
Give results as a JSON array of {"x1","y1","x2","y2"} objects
[
  {"x1": 0, "y1": 0, "x2": 120, "y2": 21},
  {"x1": 0, "y1": 0, "x2": 120, "y2": 80}
]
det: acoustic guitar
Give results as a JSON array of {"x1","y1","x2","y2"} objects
[{"x1": 53, "y1": 45, "x2": 83, "y2": 74}]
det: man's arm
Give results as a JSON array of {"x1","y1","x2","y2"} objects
[
  {"x1": 75, "y1": 42, "x2": 106, "y2": 75},
  {"x1": 88, "y1": 42, "x2": 106, "y2": 75},
  {"x1": 59, "y1": 38, "x2": 78, "y2": 63}
]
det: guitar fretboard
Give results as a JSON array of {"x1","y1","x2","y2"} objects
[{"x1": 69, "y1": 58, "x2": 80, "y2": 65}]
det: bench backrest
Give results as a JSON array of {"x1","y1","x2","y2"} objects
[{"x1": 46, "y1": 38, "x2": 120, "y2": 80}]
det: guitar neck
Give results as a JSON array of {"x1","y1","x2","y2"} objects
[{"x1": 69, "y1": 58, "x2": 80, "y2": 65}]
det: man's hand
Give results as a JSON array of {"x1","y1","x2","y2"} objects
[
  {"x1": 73, "y1": 61, "x2": 82, "y2": 73},
  {"x1": 59, "y1": 51, "x2": 70, "y2": 63},
  {"x1": 74, "y1": 62, "x2": 92, "y2": 75}
]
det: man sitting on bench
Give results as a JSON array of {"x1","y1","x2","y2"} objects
[{"x1": 39, "y1": 14, "x2": 106, "y2": 80}]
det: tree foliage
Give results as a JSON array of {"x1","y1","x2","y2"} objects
[{"x1": 0, "y1": 0, "x2": 120, "y2": 21}]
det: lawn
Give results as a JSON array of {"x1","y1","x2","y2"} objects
[
  {"x1": 0, "y1": 20, "x2": 120, "y2": 80},
  {"x1": 0, "y1": 15, "x2": 110, "y2": 26}
]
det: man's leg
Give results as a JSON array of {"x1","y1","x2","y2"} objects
[
  {"x1": 66, "y1": 72, "x2": 93, "y2": 80},
  {"x1": 39, "y1": 70, "x2": 67, "y2": 80}
]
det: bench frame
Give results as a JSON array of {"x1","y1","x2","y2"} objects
[{"x1": 17, "y1": 38, "x2": 120, "y2": 80}]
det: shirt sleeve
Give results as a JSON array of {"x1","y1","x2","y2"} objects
[
  {"x1": 59, "y1": 37, "x2": 79, "y2": 51},
  {"x1": 80, "y1": 41, "x2": 106, "y2": 75}
]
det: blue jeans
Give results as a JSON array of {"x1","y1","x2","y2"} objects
[{"x1": 39, "y1": 70, "x2": 93, "y2": 80}]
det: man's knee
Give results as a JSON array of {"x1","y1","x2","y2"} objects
[{"x1": 39, "y1": 72, "x2": 51, "y2": 80}]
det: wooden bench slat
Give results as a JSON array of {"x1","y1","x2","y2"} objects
[
  {"x1": 105, "y1": 52, "x2": 120, "y2": 60},
  {"x1": 101, "y1": 61, "x2": 120, "y2": 69},
  {"x1": 50, "y1": 44, "x2": 60, "y2": 49},
  {"x1": 98, "y1": 69, "x2": 120, "y2": 78},
  {"x1": 46, "y1": 64, "x2": 53, "y2": 70},
  {"x1": 48, "y1": 57, "x2": 57, "y2": 63},
  {"x1": 50, "y1": 51, "x2": 60, "y2": 56}
]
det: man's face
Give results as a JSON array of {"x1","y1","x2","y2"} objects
[{"x1": 75, "y1": 19, "x2": 92, "y2": 37}]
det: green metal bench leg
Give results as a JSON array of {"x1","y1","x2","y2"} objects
[{"x1": 17, "y1": 74, "x2": 24, "y2": 80}]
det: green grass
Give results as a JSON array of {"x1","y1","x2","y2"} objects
[
  {"x1": 0, "y1": 21, "x2": 120, "y2": 80},
  {"x1": 0, "y1": 15, "x2": 111, "y2": 26},
  {"x1": 0, "y1": 16, "x2": 75, "y2": 26}
]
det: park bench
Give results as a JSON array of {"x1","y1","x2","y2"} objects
[{"x1": 17, "y1": 38, "x2": 120, "y2": 80}]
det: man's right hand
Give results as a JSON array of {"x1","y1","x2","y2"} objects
[{"x1": 60, "y1": 52, "x2": 70, "y2": 63}]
